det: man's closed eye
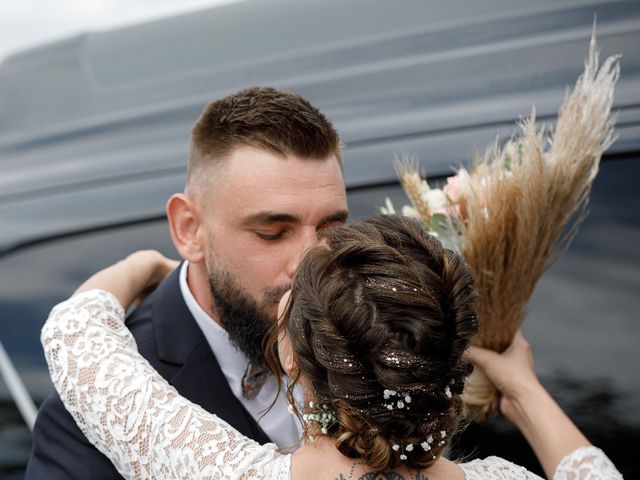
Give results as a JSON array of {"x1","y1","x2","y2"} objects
[{"x1": 255, "y1": 230, "x2": 289, "y2": 241}]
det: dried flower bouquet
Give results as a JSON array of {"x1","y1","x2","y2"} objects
[{"x1": 383, "y1": 33, "x2": 620, "y2": 420}]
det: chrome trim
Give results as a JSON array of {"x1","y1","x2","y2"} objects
[{"x1": 0, "y1": 339, "x2": 37, "y2": 431}]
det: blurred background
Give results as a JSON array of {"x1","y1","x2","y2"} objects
[
  {"x1": 1, "y1": 0, "x2": 639, "y2": 478},
  {"x1": 0, "y1": 0, "x2": 243, "y2": 63}
]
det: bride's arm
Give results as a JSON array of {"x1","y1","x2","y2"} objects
[
  {"x1": 467, "y1": 333, "x2": 621, "y2": 480},
  {"x1": 72, "y1": 250, "x2": 178, "y2": 308},
  {"x1": 41, "y1": 254, "x2": 287, "y2": 480}
]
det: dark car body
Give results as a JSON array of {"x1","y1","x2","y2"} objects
[{"x1": 1, "y1": 0, "x2": 639, "y2": 477}]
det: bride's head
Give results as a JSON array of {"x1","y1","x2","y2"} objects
[{"x1": 266, "y1": 214, "x2": 479, "y2": 471}]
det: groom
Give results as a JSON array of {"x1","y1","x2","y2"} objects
[{"x1": 26, "y1": 87, "x2": 349, "y2": 478}]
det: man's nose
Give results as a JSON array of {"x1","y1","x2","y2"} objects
[{"x1": 285, "y1": 229, "x2": 321, "y2": 279}]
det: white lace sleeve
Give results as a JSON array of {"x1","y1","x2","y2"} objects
[
  {"x1": 459, "y1": 456, "x2": 545, "y2": 479},
  {"x1": 554, "y1": 446, "x2": 623, "y2": 479},
  {"x1": 41, "y1": 289, "x2": 291, "y2": 480},
  {"x1": 459, "y1": 446, "x2": 622, "y2": 480}
]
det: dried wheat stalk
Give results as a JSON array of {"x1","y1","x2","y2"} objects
[{"x1": 395, "y1": 156, "x2": 433, "y2": 223}]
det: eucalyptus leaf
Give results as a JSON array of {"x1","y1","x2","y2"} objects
[{"x1": 429, "y1": 213, "x2": 448, "y2": 234}]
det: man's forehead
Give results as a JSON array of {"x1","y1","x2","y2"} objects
[
  {"x1": 221, "y1": 146, "x2": 341, "y2": 176},
  {"x1": 215, "y1": 150, "x2": 344, "y2": 191},
  {"x1": 198, "y1": 145, "x2": 347, "y2": 219}
]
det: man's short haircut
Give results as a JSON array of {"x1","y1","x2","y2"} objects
[{"x1": 187, "y1": 86, "x2": 342, "y2": 192}]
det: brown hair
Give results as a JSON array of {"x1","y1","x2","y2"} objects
[
  {"x1": 187, "y1": 86, "x2": 341, "y2": 192},
  {"x1": 266, "y1": 215, "x2": 479, "y2": 471}
]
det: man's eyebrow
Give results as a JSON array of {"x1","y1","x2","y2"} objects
[
  {"x1": 243, "y1": 210, "x2": 349, "y2": 226},
  {"x1": 320, "y1": 210, "x2": 349, "y2": 225},
  {"x1": 245, "y1": 212, "x2": 301, "y2": 224}
]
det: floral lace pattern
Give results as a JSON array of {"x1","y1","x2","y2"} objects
[
  {"x1": 42, "y1": 290, "x2": 622, "y2": 480},
  {"x1": 42, "y1": 290, "x2": 289, "y2": 479},
  {"x1": 459, "y1": 447, "x2": 623, "y2": 479},
  {"x1": 555, "y1": 446, "x2": 623, "y2": 479}
]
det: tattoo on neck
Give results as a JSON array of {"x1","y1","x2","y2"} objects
[{"x1": 336, "y1": 472, "x2": 429, "y2": 480}]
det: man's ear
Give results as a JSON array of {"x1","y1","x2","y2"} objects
[{"x1": 166, "y1": 193, "x2": 206, "y2": 263}]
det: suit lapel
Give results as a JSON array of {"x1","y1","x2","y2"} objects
[
  {"x1": 151, "y1": 265, "x2": 271, "y2": 444},
  {"x1": 152, "y1": 267, "x2": 203, "y2": 366}
]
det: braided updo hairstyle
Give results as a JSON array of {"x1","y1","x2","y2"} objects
[{"x1": 266, "y1": 215, "x2": 478, "y2": 471}]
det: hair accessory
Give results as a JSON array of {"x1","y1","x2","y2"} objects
[
  {"x1": 444, "y1": 386, "x2": 452, "y2": 398},
  {"x1": 303, "y1": 401, "x2": 338, "y2": 436},
  {"x1": 379, "y1": 348, "x2": 428, "y2": 369},
  {"x1": 382, "y1": 389, "x2": 412, "y2": 410},
  {"x1": 314, "y1": 340, "x2": 363, "y2": 373},
  {"x1": 364, "y1": 278, "x2": 424, "y2": 296},
  {"x1": 394, "y1": 431, "x2": 445, "y2": 462},
  {"x1": 330, "y1": 382, "x2": 377, "y2": 402}
]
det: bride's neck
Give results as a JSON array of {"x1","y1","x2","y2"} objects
[{"x1": 291, "y1": 436, "x2": 462, "y2": 480}]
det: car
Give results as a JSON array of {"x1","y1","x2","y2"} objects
[{"x1": 1, "y1": 0, "x2": 639, "y2": 477}]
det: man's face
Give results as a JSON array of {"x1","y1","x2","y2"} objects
[{"x1": 200, "y1": 145, "x2": 348, "y2": 364}]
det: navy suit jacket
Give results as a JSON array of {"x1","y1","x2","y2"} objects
[{"x1": 25, "y1": 266, "x2": 270, "y2": 479}]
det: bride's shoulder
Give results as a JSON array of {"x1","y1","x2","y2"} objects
[{"x1": 458, "y1": 456, "x2": 544, "y2": 479}]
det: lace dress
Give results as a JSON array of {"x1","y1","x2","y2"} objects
[{"x1": 41, "y1": 290, "x2": 623, "y2": 480}]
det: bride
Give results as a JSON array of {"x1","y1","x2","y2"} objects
[{"x1": 41, "y1": 215, "x2": 621, "y2": 479}]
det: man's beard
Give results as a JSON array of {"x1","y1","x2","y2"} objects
[{"x1": 207, "y1": 266, "x2": 288, "y2": 368}]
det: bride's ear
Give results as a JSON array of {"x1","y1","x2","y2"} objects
[
  {"x1": 281, "y1": 350, "x2": 297, "y2": 376},
  {"x1": 166, "y1": 193, "x2": 206, "y2": 263},
  {"x1": 277, "y1": 329, "x2": 297, "y2": 376}
]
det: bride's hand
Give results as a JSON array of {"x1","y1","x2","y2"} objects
[
  {"x1": 74, "y1": 250, "x2": 179, "y2": 310},
  {"x1": 465, "y1": 331, "x2": 543, "y2": 422},
  {"x1": 124, "y1": 250, "x2": 179, "y2": 287},
  {"x1": 466, "y1": 332, "x2": 593, "y2": 478},
  {"x1": 125, "y1": 251, "x2": 180, "y2": 307}
]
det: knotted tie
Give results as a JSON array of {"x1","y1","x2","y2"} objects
[{"x1": 241, "y1": 360, "x2": 270, "y2": 400}]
